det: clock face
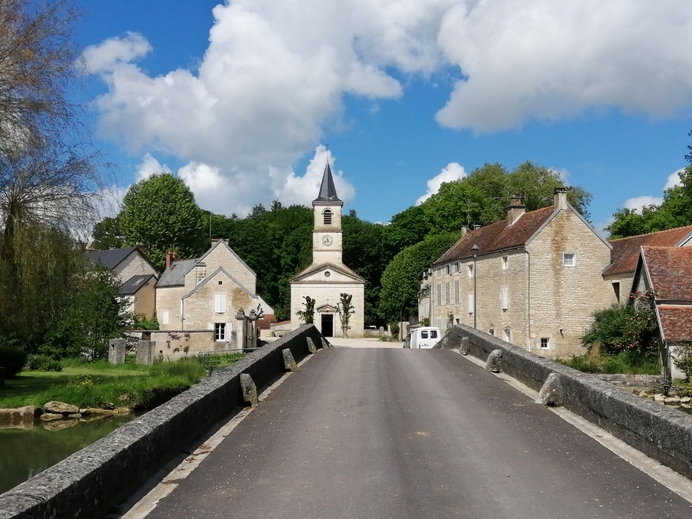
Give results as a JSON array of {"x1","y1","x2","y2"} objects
[{"x1": 322, "y1": 235, "x2": 333, "y2": 246}]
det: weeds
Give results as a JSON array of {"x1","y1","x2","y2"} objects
[{"x1": 558, "y1": 351, "x2": 660, "y2": 375}]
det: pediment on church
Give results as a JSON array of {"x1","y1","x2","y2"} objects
[
  {"x1": 291, "y1": 262, "x2": 365, "y2": 284},
  {"x1": 316, "y1": 304, "x2": 337, "y2": 313}
]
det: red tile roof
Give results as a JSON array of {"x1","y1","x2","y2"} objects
[
  {"x1": 658, "y1": 306, "x2": 692, "y2": 343},
  {"x1": 435, "y1": 206, "x2": 555, "y2": 264},
  {"x1": 603, "y1": 225, "x2": 692, "y2": 276},
  {"x1": 642, "y1": 246, "x2": 692, "y2": 302}
]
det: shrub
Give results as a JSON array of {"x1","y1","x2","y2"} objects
[
  {"x1": 25, "y1": 354, "x2": 63, "y2": 372},
  {"x1": 0, "y1": 346, "x2": 28, "y2": 377},
  {"x1": 673, "y1": 345, "x2": 692, "y2": 381}
]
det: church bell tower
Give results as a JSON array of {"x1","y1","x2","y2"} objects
[{"x1": 312, "y1": 161, "x2": 343, "y2": 266}]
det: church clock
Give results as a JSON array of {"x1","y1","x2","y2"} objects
[{"x1": 322, "y1": 235, "x2": 333, "y2": 246}]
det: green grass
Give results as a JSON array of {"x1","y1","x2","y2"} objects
[
  {"x1": 557, "y1": 351, "x2": 660, "y2": 375},
  {"x1": 0, "y1": 358, "x2": 209, "y2": 410}
]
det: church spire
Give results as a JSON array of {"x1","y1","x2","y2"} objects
[{"x1": 314, "y1": 161, "x2": 341, "y2": 203}]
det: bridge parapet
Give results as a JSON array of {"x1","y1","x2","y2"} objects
[
  {"x1": 0, "y1": 325, "x2": 326, "y2": 519},
  {"x1": 436, "y1": 324, "x2": 692, "y2": 481}
]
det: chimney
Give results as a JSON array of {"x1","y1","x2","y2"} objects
[
  {"x1": 554, "y1": 187, "x2": 568, "y2": 210},
  {"x1": 506, "y1": 195, "x2": 525, "y2": 226},
  {"x1": 166, "y1": 250, "x2": 177, "y2": 268},
  {"x1": 461, "y1": 225, "x2": 468, "y2": 237}
]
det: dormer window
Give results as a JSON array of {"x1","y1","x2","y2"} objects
[{"x1": 324, "y1": 209, "x2": 333, "y2": 225}]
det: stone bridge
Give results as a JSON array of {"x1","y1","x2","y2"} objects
[{"x1": 1, "y1": 325, "x2": 691, "y2": 518}]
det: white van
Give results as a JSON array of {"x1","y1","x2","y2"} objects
[{"x1": 409, "y1": 327, "x2": 441, "y2": 349}]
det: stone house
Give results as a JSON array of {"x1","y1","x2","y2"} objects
[
  {"x1": 155, "y1": 239, "x2": 273, "y2": 356},
  {"x1": 429, "y1": 188, "x2": 615, "y2": 358},
  {"x1": 290, "y1": 161, "x2": 365, "y2": 337},
  {"x1": 631, "y1": 246, "x2": 692, "y2": 379},
  {"x1": 603, "y1": 225, "x2": 692, "y2": 304},
  {"x1": 85, "y1": 246, "x2": 158, "y2": 319}
]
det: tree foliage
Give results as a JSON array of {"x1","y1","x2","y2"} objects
[
  {"x1": 379, "y1": 233, "x2": 458, "y2": 322},
  {"x1": 119, "y1": 174, "x2": 207, "y2": 270}
]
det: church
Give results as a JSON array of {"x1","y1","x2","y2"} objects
[{"x1": 290, "y1": 161, "x2": 365, "y2": 337}]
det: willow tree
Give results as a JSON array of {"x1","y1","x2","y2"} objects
[{"x1": 0, "y1": 1, "x2": 101, "y2": 349}]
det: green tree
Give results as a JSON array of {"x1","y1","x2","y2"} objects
[
  {"x1": 91, "y1": 216, "x2": 124, "y2": 249},
  {"x1": 296, "y1": 295, "x2": 315, "y2": 324},
  {"x1": 119, "y1": 174, "x2": 207, "y2": 270},
  {"x1": 337, "y1": 293, "x2": 355, "y2": 337},
  {"x1": 41, "y1": 266, "x2": 127, "y2": 359},
  {"x1": 379, "y1": 232, "x2": 458, "y2": 322}
]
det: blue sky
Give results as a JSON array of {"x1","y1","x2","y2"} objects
[{"x1": 72, "y1": 0, "x2": 692, "y2": 234}]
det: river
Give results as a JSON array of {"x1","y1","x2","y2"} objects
[{"x1": 0, "y1": 414, "x2": 136, "y2": 495}]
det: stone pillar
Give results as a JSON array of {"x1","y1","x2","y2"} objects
[
  {"x1": 108, "y1": 339, "x2": 126, "y2": 365},
  {"x1": 137, "y1": 340, "x2": 156, "y2": 365}
]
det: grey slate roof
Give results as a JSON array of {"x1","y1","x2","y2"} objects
[
  {"x1": 120, "y1": 274, "x2": 156, "y2": 295},
  {"x1": 314, "y1": 162, "x2": 341, "y2": 203},
  {"x1": 85, "y1": 247, "x2": 140, "y2": 269},
  {"x1": 156, "y1": 259, "x2": 197, "y2": 287}
]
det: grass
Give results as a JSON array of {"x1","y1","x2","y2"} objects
[
  {"x1": 557, "y1": 351, "x2": 660, "y2": 375},
  {"x1": 0, "y1": 357, "x2": 213, "y2": 410}
]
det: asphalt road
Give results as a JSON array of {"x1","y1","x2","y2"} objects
[{"x1": 139, "y1": 347, "x2": 692, "y2": 519}]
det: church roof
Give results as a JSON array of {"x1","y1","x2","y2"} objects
[{"x1": 314, "y1": 162, "x2": 341, "y2": 203}]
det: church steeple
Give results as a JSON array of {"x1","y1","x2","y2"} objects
[{"x1": 314, "y1": 162, "x2": 342, "y2": 204}]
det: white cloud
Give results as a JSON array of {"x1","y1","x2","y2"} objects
[
  {"x1": 664, "y1": 168, "x2": 685, "y2": 190},
  {"x1": 416, "y1": 162, "x2": 466, "y2": 205},
  {"x1": 84, "y1": 1, "x2": 692, "y2": 215},
  {"x1": 136, "y1": 153, "x2": 171, "y2": 182},
  {"x1": 623, "y1": 196, "x2": 663, "y2": 213}
]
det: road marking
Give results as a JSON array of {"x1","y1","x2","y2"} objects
[
  {"x1": 458, "y1": 350, "x2": 692, "y2": 504},
  {"x1": 116, "y1": 352, "x2": 317, "y2": 519}
]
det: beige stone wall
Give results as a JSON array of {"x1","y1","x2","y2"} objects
[
  {"x1": 183, "y1": 242, "x2": 256, "y2": 294},
  {"x1": 115, "y1": 252, "x2": 156, "y2": 284},
  {"x1": 291, "y1": 281, "x2": 365, "y2": 337},
  {"x1": 526, "y1": 210, "x2": 615, "y2": 357},
  {"x1": 431, "y1": 210, "x2": 616, "y2": 358},
  {"x1": 156, "y1": 286, "x2": 184, "y2": 330},
  {"x1": 150, "y1": 330, "x2": 239, "y2": 361},
  {"x1": 132, "y1": 278, "x2": 157, "y2": 319},
  {"x1": 603, "y1": 273, "x2": 635, "y2": 305}
]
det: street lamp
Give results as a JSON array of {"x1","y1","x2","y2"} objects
[{"x1": 471, "y1": 244, "x2": 479, "y2": 329}]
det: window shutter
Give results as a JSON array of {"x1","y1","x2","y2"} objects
[
  {"x1": 214, "y1": 294, "x2": 227, "y2": 313},
  {"x1": 162, "y1": 311, "x2": 170, "y2": 325},
  {"x1": 468, "y1": 294, "x2": 474, "y2": 314},
  {"x1": 501, "y1": 287, "x2": 509, "y2": 310}
]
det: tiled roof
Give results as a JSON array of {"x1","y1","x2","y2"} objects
[
  {"x1": 603, "y1": 225, "x2": 692, "y2": 276},
  {"x1": 156, "y1": 259, "x2": 197, "y2": 287},
  {"x1": 658, "y1": 306, "x2": 692, "y2": 343},
  {"x1": 434, "y1": 206, "x2": 555, "y2": 264},
  {"x1": 642, "y1": 246, "x2": 692, "y2": 302},
  {"x1": 85, "y1": 246, "x2": 140, "y2": 269},
  {"x1": 120, "y1": 274, "x2": 156, "y2": 295}
]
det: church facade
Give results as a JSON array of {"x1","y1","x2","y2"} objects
[{"x1": 290, "y1": 162, "x2": 365, "y2": 337}]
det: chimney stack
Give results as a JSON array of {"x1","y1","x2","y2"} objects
[
  {"x1": 554, "y1": 187, "x2": 568, "y2": 210},
  {"x1": 507, "y1": 195, "x2": 525, "y2": 226},
  {"x1": 461, "y1": 225, "x2": 468, "y2": 237},
  {"x1": 166, "y1": 250, "x2": 177, "y2": 269}
]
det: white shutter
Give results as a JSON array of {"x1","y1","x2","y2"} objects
[
  {"x1": 501, "y1": 287, "x2": 509, "y2": 310},
  {"x1": 468, "y1": 294, "x2": 474, "y2": 314},
  {"x1": 162, "y1": 311, "x2": 170, "y2": 325},
  {"x1": 214, "y1": 294, "x2": 227, "y2": 313}
]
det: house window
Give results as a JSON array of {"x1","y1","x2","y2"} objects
[
  {"x1": 612, "y1": 282, "x2": 621, "y2": 302},
  {"x1": 214, "y1": 323, "x2": 226, "y2": 341},
  {"x1": 563, "y1": 253, "x2": 576, "y2": 267},
  {"x1": 467, "y1": 264, "x2": 474, "y2": 277},
  {"x1": 540, "y1": 337, "x2": 550, "y2": 349},
  {"x1": 446, "y1": 264, "x2": 450, "y2": 275},
  {"x1": 502, "y1": 256, "x2": 508, "y2": 270},
  {"x1": 455, "y1": 262, "x2": 460, "y2": 273},
  {"x1": 503, "y1": 328, "x2": 511, "y2": 342},
  {"x1": 489, "y1": 328, "x2": 494, "y2": 336},
  {"x1": 323, "y1": 209, "x2": 332, "y2": 225},
  {"x1": 501, "y1": 287, "x2": 509, "y2": 310},
  {"x1": 214, "y1": 294, "x2": 227, "y2": 313},
  {"x1": 454, "y1": 280, "x2": 460, "y2": 304}
]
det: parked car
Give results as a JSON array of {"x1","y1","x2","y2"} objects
[{"x1": 409, "y1": 327, "x2": 441, "y2": 349}]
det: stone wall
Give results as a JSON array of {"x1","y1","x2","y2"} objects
[
  {"x1": 0, "y1": 325, "x2": 326, "y2": 519},
  {"x1": 437, "y1": 324, "x2": 692, "y2": 480}
]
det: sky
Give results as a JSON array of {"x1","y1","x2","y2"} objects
[{"x1": 72, "y1": 0, "x2": 692, "y2": 235}]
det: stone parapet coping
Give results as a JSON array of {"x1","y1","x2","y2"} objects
[
  {"x1": 436, "y1": 324, "x2": 692, "y2": 480},
  {"x1": 0, "y1": 325, "x2": 324, "y2": 519}
]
